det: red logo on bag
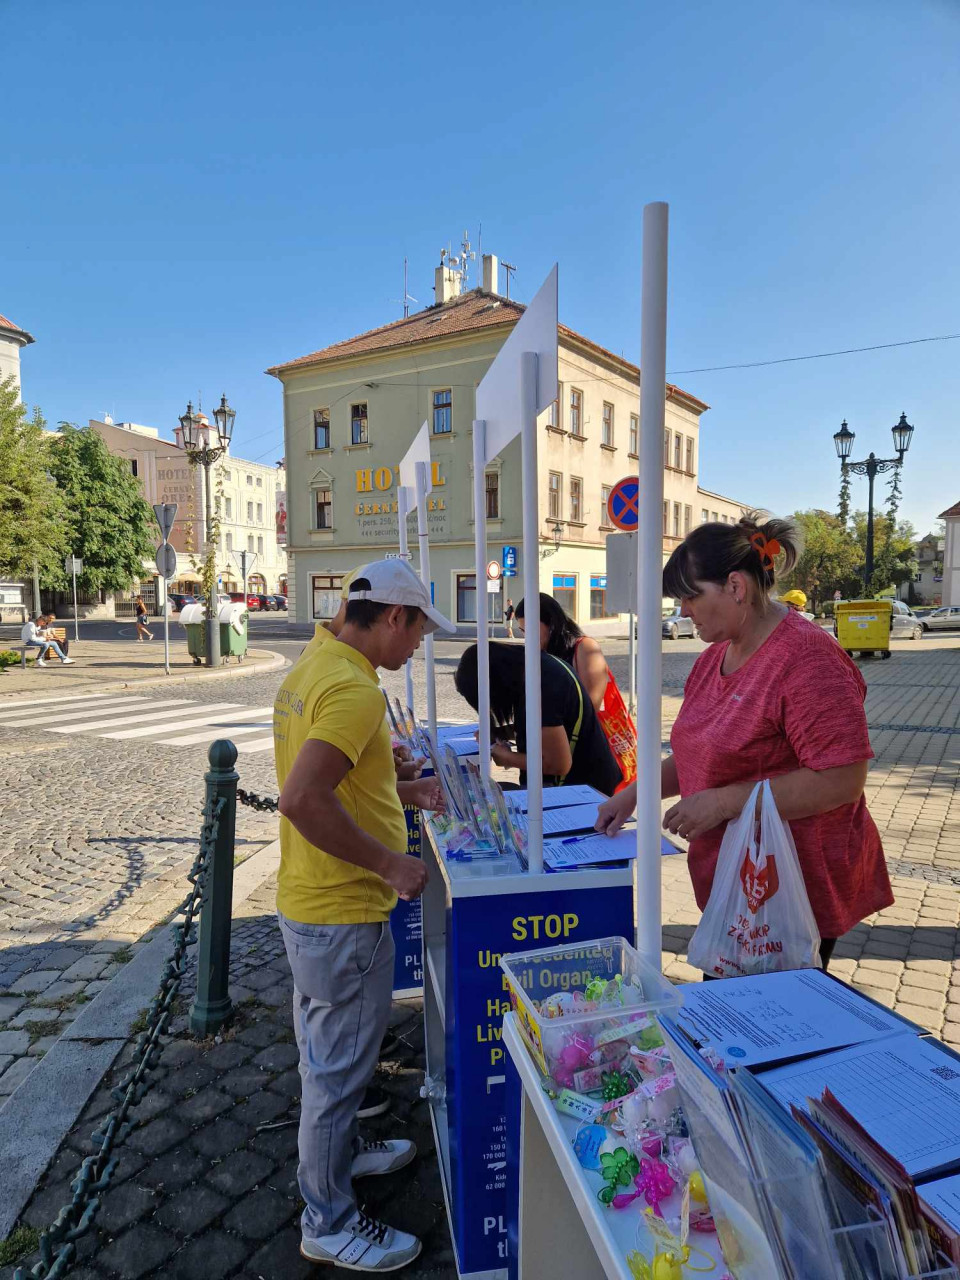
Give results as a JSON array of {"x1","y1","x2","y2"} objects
[{"x1": 739, "y1": 851, "x2": 779, "y2": 914}]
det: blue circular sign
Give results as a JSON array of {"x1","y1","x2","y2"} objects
[{"x1": 607, "y1": 477, "x2": 640, "y2": 531}]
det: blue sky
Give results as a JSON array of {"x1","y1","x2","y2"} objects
[{"x1": 3, "y1": 0, "x2": 958, "y2": 534}]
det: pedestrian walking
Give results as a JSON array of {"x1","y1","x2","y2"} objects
[
  {"x1": 596, "y1": 513, "x2": 892, "y2": 974},
  {"x1": 274, "y1": 558, "x2": 454, "y2": 1271},
  {"x1": 504, "y1": 597, "x2": 515, "y2": 638},
  {"x1": 134, "y1": 596, "x2": 153, "y2": 642},
  {"x1": 21, "y1": 616, "x2": 74, "y2": 667}
]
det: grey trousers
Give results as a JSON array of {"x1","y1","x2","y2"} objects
[{"x1": 278, "y1": 913, "x2": 395, "y2": 1239}]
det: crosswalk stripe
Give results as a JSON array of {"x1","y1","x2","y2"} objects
[
  {"x1": 101, "y1": 705, "x2": 275, "y2": 741},
  {"x1": 166, "y1": 720, "x2": 274, "y2": 747},
  {"x1": 0, "y1": 697, "x2": 155, "y2": 729},
  {"x1": 236, "y1": 736, "x2": 276, "y2": 754},
  {"x1": 51, "y1": 700, "x2": 215, "y2": 735},
  {"x1": 0, "y1": 692, "x2": 126, "y2": 713}
]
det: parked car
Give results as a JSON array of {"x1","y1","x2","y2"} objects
[
  {"x1": 661, "y1": 608, "x2": 696, "y2": 640},
  {"x1": 270, "y1": 594, "x2": 288, "y2": 610},
  {"x1": 166, "y1": 593, "x2": 196, "y2": 613},
  {"x1": 256, "y1": 594, "x2": 277, "y2": 611},
  {"x1": 197, "y1": 594, "x2": 233, "y2": 609},
  {"x1": 228, "y1": 591, "x2": 262, "y2": 611},
  {"x1": 920, "y1": 605, "x2": 960, "y2": 632}
]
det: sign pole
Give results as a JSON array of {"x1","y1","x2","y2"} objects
[
  {"x1": 397, "y1": 486, "x2": 415, "y2": 714},
  {"x1": 415, "y1": 461, "x2": 438, "y2": 746},
  {"x1": 636, "y1": 202, "x2": 669, "y2": 967},
  {"x1": 628, "y1": 608, "x2": 636, "y2": 716},
  {"x1": 520, "y1": 352, "x2": 543, "y2": 875},
  {"x1": 472, "y1": 419, "x2": 492, "y2": 779},
  {"x1": 163, "y1": 570, "x2": 170, "y2": 675},
  {"x1": 71, "y1": 560, "x2": 79, "y2": 642}
]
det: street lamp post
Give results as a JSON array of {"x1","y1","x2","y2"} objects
[
  {"x1": 179, "y1": 395, "x2": 236, "y2": 668},
  {"x1": 833, "y1": 413, "x2": 914, "y2": 592}
]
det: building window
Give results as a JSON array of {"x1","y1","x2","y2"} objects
[
  {"x1": 629, "y1": 414, "x2": 639, "y2": 455},
  {"x1": 351, "y1": 402, "x2": 369, "y2": 445},
  {"x1": 316, "y1": 488, "x2": 332, "y2": 529},
  {"x1": 590, "y1": 574, "x2": 611, "y2": 619},
  {"x1": 601, "y1": 402, "x2": 614, "y2": 448},
  {"x1": 257, "y1": 536, "x2": 264, "y2": 555},
  {"x1": 569, "y1": 388, "x2": 583, "y2": 436},
  {"x1": 663, "y1": 429, "x2": 670, "y2": 468},
  {"x1": 247, "y1": 501, "x2": 253, "y2": 522},
  {"x1": 552, "y1": 573, "x2": 577, "y2": 619},
  {"x1": 312, "y1": 574, "x2": 343, "y2": 620},
  {"x1": 225, "y1": 532, "x2": 232, "y2": 551},
  {"x1": 711, "y1": 510, "x2": 718, "y2": 522},
  {"x1": 432, "y1": 389, "x2": 452, "y2": 434},
  {"x1": 314, "y1": 409, "x2": 330, "y2": 449},
  {"x1": 256, "y1": 476, "x2": 262, "y2": 487},
  {"x1": 224, "y1": 497, "x2": 232, "y2": 519},
  {"x1": 223, "y1": 469, "x2": 231, "y2": 480},
  {"x1": 686, "y1": 437, "x2": 695, "y2": 474},
  {"x1": 701, "y1": 508, "x2": 709, "y2": 523},
  {"x1": 485, "y1": 472, "x2": 499, "y2": 519},
  {"x1": 662, "y1": 501, "x2": 668, "y2": 536},
  {"x1": 673, "y1": 434, "x2": 682, "y2": 470},
  {"x1": 247, "y1": 534, "x2": 254, "y2": 552},
  {"x1": 546, "y1": 397, "x2": 560, "y2": 429},
  {"x1": 548, "y1": 471, "x2": 562, "y2": 520},
  {"x1": 256, "y1": 503, "x2": 263, "y2": 523},
  {"x1": 130, "y1": 458, "x2": 139, "y2": 478},
  {"x1": 455, "y1": 573, "x2": 502, "y2": 624},
  {"x1": 246, "y1": 474, "x2": 253, "y2": 485},
  {"x1": 601, "y1": 484, "x2": 612, "y2": 528},
  {"x1": 684, "y1": 504, "x2": 692, "y2": 535},
  {"x1": 672, "y1": 502, "x2": 681, "y2": 538},
  {"x1": 570, "y1": 476, "x2": 583, "y2": 523}
]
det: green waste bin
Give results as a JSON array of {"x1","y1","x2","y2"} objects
[
  {"x1": 179, "y1": 602, "x2": 207, "y2": 665},
  {"x1": 218, "y1": 604, "x2": 249, "y2": 663}
]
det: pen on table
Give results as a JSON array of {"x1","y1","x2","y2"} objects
[{"x1": 560, "y1": 833, "x2": 598, "y2": 846}]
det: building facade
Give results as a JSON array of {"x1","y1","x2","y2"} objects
[
  {"x1": 91, "y1": 418, "x2": 287, "y2": 598},
  {"x1": 267, "y1": 259, "x2": 749, "y2": 630},
  {"x1": 0, "y1": 312, "x2": 34, "y2": 396},
  {"x1": 898, "y1": 531, "x2": 944, "y2": 606}
]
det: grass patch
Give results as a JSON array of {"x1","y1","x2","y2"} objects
[
  {"x1": 35, "y1": 994, "x2": 82, "y2": 1012},
  {"x1": 113, "y1": 947, "x2": 134, "y2": 967},
  {"x1": 28, "y1": 1020, "x2": 62, "y2": 1042},
  {"x1": 0, "y1": 1225, "x2": 41, "y2": 1266},
  {"x1": 129, "y1": 1007, "x2": 150, "y2": 1035}
]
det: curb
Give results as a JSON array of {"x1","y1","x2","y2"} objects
[
  {"x1": 0, "y1": 836, "x2": 282, "y2": 1241},
  {"x1": 0, "y1": 647, "x2": 288, "y2": 704}
]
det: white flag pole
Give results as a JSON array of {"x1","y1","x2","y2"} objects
[
  {"x1": 397, "y1": 486, "x2": 415, "y2": 714},
  {"x1": 520, "y1": 352, "x2": 543, "y2": 874},
  {"x1": 472, "y1": 419, "x2": 492, "y2": 779},
  {"x1": 635, "y1": 202, "x2": 668, "y2": 968},
  {"x1": 415, "y1": 461, "x2": 438, "y2": 746}
]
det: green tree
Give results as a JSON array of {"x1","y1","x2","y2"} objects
[
  {"x1": 47, "y1": 424, "x2": 154, "y2": 593},
  {"x1": 0, "y1": 377, "x2": 69, "y2": 584},
  {"x1": 851, "y1": 510, "x2": 917, "y2": 597},
  {"x1": 781, "y1": 509, "x2": 862, "y2": 609},
  {"x1": 838, "y1": 466, "x2": 852, "y2": 527}
]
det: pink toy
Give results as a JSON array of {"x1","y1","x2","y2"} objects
[{"x1": 611, "y1": 1156, "x2": 676, "y2": 1216}]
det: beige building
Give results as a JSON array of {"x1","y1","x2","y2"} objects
[
  {"x1": 0, "y1": 312, "x2": 34, "y2": 396},
  {"x1": 91, "y1": 417, "x2": 287, "y2": 598},
  {"x1": 267, "y1": 257, "x2": 749, "y2": 630}
]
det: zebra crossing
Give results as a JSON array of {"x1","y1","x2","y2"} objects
[{"x1": 0, "y1": 691, "x2": 276, "y2": 753}]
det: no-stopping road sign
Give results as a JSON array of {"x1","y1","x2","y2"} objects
[{"x1": 607, "y1": 476, "x2": 640, "y2": 531}]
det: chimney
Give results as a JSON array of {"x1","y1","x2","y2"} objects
[
  {"x1": 434, "y1": 263, "x2": 462, "y2": 304},
  {"x1": 482, "y1": 254, "x2": 499, "y2": 295}
]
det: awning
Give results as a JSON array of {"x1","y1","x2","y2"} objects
[{"x1": 174, "y1": 571, "x2": 203, "y2": 583}]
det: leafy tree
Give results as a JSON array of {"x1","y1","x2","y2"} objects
[
  {"x1": 838, "y1": 466, "x2": 852, "y2": 527},
  {"x1": 850, "y1": 510, "x2": 917, "y2": 597},
  {"x1": 781, "y1": 510, "x2": 862, "y2": 609},
  {"x1": 0, "y1": 377, "x2": 69, "y2": 584},
  {"x1": 47, "y1": 424, "x2": 154, "y2": 593},
  {"x1": 885, "y1": 464, "x2": 903, "y2": 523}
]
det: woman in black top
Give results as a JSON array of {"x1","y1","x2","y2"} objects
[
  {"x1": 134, "y1": 596, "x2": 153, "y2": 643},
  {"x1": 455, "y1": 642, "x2": 622, "y2": 796}
]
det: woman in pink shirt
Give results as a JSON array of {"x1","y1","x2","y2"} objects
[{"x1": 597, "y1": 514, "x2": 892, "y2": 970}]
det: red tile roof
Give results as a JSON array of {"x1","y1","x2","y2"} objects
[
  {"x1": 265, "y1": 289, "x2": 708, "y2": 412},
  {"x1": 939, "y1": 501, "x2": 960, "y2": 520},
  {"x1": 0, "y1": 313, "x2": 35, "y2": 344}
]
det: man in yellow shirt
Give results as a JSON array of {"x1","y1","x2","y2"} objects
[{"x1": 275, "y1": 558, "x2": 454, "y2": 1272}]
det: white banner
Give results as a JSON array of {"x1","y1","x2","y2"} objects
[{"x1": 398, "y1": 420, "x2": 432, "y2": 512}]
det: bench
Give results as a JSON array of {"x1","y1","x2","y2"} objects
[{"x1": 16, "y1": 628, "x2": 68, "y2": 669}]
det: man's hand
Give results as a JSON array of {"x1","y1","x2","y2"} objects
[
  {"x1": 382, "y1": 853, "x2": 428, "y2": 901},
  {"x1": 398, "y1": 776, "x2": 445, "y2": 812},
  {"x1": 396, "y1": 755, "x2": 425, "y2": 781},
  {"x1": 491, "y1": 740, "x2": 516, "y2": 769},
  {"x1": 662, "y1": 789, "x2": 727, "y2": 841}
]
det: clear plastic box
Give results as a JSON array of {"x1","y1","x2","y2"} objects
[{"x1": 499, "y1": 935, "x2": 681, "y2": 1080}]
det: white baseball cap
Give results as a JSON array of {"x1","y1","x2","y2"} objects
[{"x1": 348, "y1": 559, "x2": 455, "y2": 635}]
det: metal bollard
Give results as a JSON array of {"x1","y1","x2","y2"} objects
[{"x1": 190, "y1": 739, "x2": 238, "y2": 1037}]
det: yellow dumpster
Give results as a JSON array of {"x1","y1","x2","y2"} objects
[{"x1": 835, "y1": 599, "x2": 893, "y2": 659}]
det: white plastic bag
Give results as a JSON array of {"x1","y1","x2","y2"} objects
[{"x1": 686, "y1": 780, "x2": 821, "y2": 979}]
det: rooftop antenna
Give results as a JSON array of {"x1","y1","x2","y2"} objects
[
  {"x1": 392, "y1": 257, "x2": 418, "y2": 317},
  {"x1": 502, "y1": 261, "x2": 516, "y2": 300},
  {"x1": 459, "y1": 229, "x2": 476, "y2": 290}
]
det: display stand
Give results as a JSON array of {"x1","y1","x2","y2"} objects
[{"x1": 421, "y1": 821, "x2": 634, "y2": 1279}]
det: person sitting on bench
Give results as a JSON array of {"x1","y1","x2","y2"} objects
[
  {"x1": 38, "y1": 615, "x2": 69, "y2": 659},
  {"x1": 21, "y1": 616, "x2": 74, "y2": 666}
]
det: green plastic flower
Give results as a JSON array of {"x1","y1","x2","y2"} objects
[{"x1": 597, "y1": 1146, "x2": 640, "y2": 1205}]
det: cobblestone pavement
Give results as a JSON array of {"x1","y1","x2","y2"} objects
[{"x1": 0, "y1": 876, "x2": 452, "y2": 1280}]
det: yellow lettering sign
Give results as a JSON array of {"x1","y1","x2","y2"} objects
[
  {"x1": 374, "y1": 467, "x2": 393, "y2": 492},
  {"x1": 431, "y1": 461, "x2": 445, "y2": 488},
  {"x1": 356, "y1": 469, "x2": 373, "y2": 493}
]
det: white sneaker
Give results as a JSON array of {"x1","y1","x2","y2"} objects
[
  {"x1": 300, "y1": 1209, "x2": 422, "y2": 1271},
  {"x1": 61, "y1": 658, "x2": 75, "y2": 665},
  {"x1": 352, "y1": 1138, "x2": 416, "y2": 1178},
  {"x1": 35, "y1": 659, "x2": 47, "y2": 667}
]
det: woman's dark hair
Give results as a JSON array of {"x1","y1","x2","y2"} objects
[
  {"x1": 455, "y1": 642, "x2": 528, "y2": 731},
  {"x1": 662, "y1": 511, "x2": 799, "y2": 601},
  {"x1": 514, "y1": 593, "x2": 582, "y2": 660}
]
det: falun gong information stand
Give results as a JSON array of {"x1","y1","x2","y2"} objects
[{"x1": 420, "y1": 817, "x2": 634, "y2": 1279}]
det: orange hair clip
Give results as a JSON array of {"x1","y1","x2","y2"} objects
[{"x1": 749, "y1": 531, "x2": 781, "y2": 572}]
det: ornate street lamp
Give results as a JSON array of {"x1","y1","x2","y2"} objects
[
  {"x1": 834, "y1": 413, "x2": 914, "y2": 592},
  {"x1": 179, "y1": 395, "x2": 237, "y2": 667}
]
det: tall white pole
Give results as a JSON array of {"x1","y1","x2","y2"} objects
[
  {"x1": 635, "y1": 202, "x2": 668, "y2": 968},
  {"x1": 415, "y1": 462, "x2": 438, "y2": 746},
  {"x1": 397, "y1": 487, "x2": 415, "y2": 714},
  {"x1": 520, "y1": 352, "x2": 543, "y2": 874},
  {"x1": 628, "y1": 608, "x2": 636, "y2": 716},
  {"x1": 472, "y1": 419, "x2": 492, "y2": 778},
  {"x1": 72, "y1": 562, "x2": 79, "y2": 642}
]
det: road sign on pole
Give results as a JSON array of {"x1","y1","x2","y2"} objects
[
  {"x1": 152, "y1": 503, "x2": 178, "y2": 541},
  {"x1": 607, "y1": 476, "x2": 640, "y2": 532},
  {"x1": 502, "y1": 545, "x2": 518, "y2": 575},
  {"x1": 486, "y1": 560, "x2": 502, "y2": 581},
  {"x1": 155, "y1": 542, "x2": 177, "y2": 580}
]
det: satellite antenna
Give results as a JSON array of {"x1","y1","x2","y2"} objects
[
  {"x1": 502, "y1": 261, "x2": 517, "y2": 300},
  {"x1": 459, "y1": 229, "x2": 476, "y2": 290}
]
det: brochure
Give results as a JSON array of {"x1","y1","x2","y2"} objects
[
  {"x1": 542, "y1": 830, "x2": 638, "y2": 869},
  {"x1": 511, "y1": 783, "x2": 608, "y2": 810}
]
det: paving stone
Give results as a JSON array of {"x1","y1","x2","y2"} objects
[
  {"x1": 97, "y1": 1181, "x2": 158, "y2": 1234},
  {"x1": 28, "y1": 1035, "x2": 60, "y2": 1056},
  {"x1": 247, "y1": 1225, "x2": 316, "y2": 1280},
  {"x1": 22, "y1": 1177, "x2": 77, "y2": 1229},
  {"x1": 167, "y1": 1230, "x2": 249, "y2": 1280},
  {"x1": 175, "y1": 1085, "x2": 234, "y2": 1127},
  {"x1": 203, "y1": 1039, "x2": 254, "y2": 1070},
  {"x1": 156, "y1": 1184, "x2": 230, "y2": 1235},
  {"x1": 9, "y1": 1006, "x2": 64, "y2": 1028},
  {"x1": 127, "y1": 1114, "x2": 190, "y2": 1156},
  {"x1": 138, "y1": 1146, "x2": 208, "y2": 1192},
  {"x1": 894, "y1": 983, "x2": 947, "y2": 1011},
  {"x1": 0, "y1": 996, "x2": 25, "y2": 1021},
  {"x1": 219, "y1": 1065, "x2": 271, "y2": 1097},
  {"x1": 7, "y1": 970, "x2": 60, "y2": 994},
  {"x1": 269, "y1": 1067, "x2": 301, "y2": 1099},
  {"x1": 41, "y1": 946, "x2": 88, "y2": 969},
  {"x1": 98, "y1": 1223, "x2": 180, "y2": 1279},
  {"x1": 37, "y1": 979, "x2": 88, "y2": 1002},
  {"x1": 59, "y1": 955, "x2": 112, "y2": 981},
  {"x1": 222, "y1": 1185, "x2": 296, "y2": 1240},
  {"x1": 191, "y1": 1116, "x2": 248, "y2": 1159},
  {"x1": 236, "y1": 1019, "x2": 287, "y2": 1048},
  {"x1": 899, "y1": 969, "x2": 951, "y2": 993},
  {"x1": 232, "y1": 1089, "x2": 293, "y2": 1130},
  {"x1": 0, "y1": 1029, "x2": 31, "y2": 1056},
  {"x1": 895, "y1": 1004, "x2": 942, "y2": 1032},
  {"x1": 163, "y1": 1060, "x2": 219, "y2": 1097},
  {"x1": 208, "y1": 1149, "x2": 276, "y2": 1197},
  {"x1": 251, "y1": 1042, "x2": 300, "y2": 1073}
]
